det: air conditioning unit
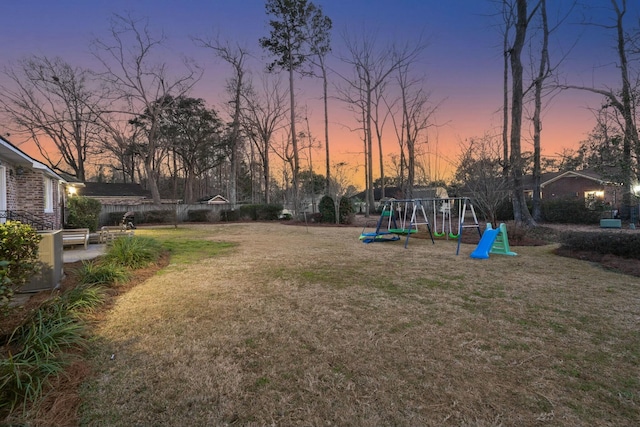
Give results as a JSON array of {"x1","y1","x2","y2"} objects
[{"x1": 21, "y1": 230, "x2": 64, "y2": 293}]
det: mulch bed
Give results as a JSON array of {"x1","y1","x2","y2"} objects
[{"x1": 553, "y1": 246, "x2": 640, "y2": 278}]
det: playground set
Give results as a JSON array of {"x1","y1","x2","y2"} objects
[{"x1": 359, "y1": 197, "x2": 517, "y2": 259}]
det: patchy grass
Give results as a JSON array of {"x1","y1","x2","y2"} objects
[
  {"x1": 26, "y1": 223, "x2": 640, "y2": 426},
  {"x1": 135, "y1": 226, "x2": 236, "y2": 265}
]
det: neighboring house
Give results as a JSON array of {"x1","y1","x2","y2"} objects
[
  {"x1": 78, "y1": 182, "x2": 151, "y2": 205},
  {"x1": 523, "y1": 169, "x2": 622, "y2": 209},
  {"x1": 0, "y1": 135, "x2": 66, "y2": 230}
]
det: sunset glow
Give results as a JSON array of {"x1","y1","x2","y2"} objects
[{"x1": 1, "y1": 1, "x2": 637, "y2": 189}]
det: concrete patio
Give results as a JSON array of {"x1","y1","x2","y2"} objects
[{"x1": 63, "y1": 243, "x2": 107, "y2": 263}]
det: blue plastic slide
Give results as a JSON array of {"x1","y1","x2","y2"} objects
[{"x1": 470, "y1": 227, "x2": 501, "y2": 259}]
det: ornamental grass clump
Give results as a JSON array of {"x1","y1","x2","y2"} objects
[
  {"x1": 74, "y1": 260, "x2": 130, "y2": 287},
  {"x1": 0, "y1": 284, "x2": 104, "y2": 415},
  {"x1": 103, "y1": 236, "x2": 163, "y2": 269}
]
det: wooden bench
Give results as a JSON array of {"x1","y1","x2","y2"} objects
[
  {"x1": 62, "y1": 228, "x2": 90, "y2": 249},
  {"x1": 99, "y1": 226, "x2": 135, "y2": 244}
]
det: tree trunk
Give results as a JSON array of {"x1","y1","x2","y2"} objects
[
  {"x1": 613, "y1": 0, "x2": 637, "y2": 218},
  {"x1": 322, "y1": 64, "x2": 331, "y2": 194},
  {"x1": 532, "y1": 0, "x2": 549, "y2": 222},
  {"x1": 502, "y1": 13, "x2": 510, "y2": 178},
  {"x1": 289, "y1": 63, "x2": 300, "y2": 214},
  {"x1": 366, "y1": 88, "x2": 374, "y2": 215},
  {"x1": 510, "y1": 0, "x2": 535, "y2": 226}
]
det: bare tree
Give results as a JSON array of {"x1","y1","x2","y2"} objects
[
  {"x1": 508, "y1": 0, "x2": 538, "y2": 226},
  {"x1": 529, "y1": 0, "x2": 550, "y2": 221},
  {"x1": 305, "y1": 3, "x2": 333, "y2": 193},
  {"x1": 527, "y1": 0, "x2": 575, "y2": 221},
  {"x1": 95, "y1": 120, "x2": 143, "y2": 183},
  {"x1": 396, "y1": 63, "x2": 440, "y2": 198},
  {"x1": 337, "y1": 30, "x2": 426, "y2": 215},
  {"x1": 240, "y1": 75, "x2": 289, "y2": 204},
  {"x1": 0, "y1": 56, "x2": 105, "y2": 180},
  {"x1": 455, "y1": 134, "x2": 510, "y2": 224},
  {"x1": 91, "y1": 13, "x2": 201, "y2": 204},
  {"x1": 560, "y1": 0, "x2": 639, "y2": 218},
  {"x1": 193, "y1": 36, "x2": 250, "y2": 207},
  {"x1": 499, "y1": 1, "x2": 517, "y2": 177},
  {"x1": 370, "y1": 77, "x2": 392, "y2": 199}
]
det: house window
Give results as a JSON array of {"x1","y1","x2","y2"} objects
[
  {"x1": 44, "y1": 177, "x2": 54, "y2": 213},
  {"x1": 584, "y1": 190, "x2": 604, "y2": 210}
]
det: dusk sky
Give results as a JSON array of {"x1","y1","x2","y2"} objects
[{"x1": 2, "y1": 1, "x2": 639, "y2": 185}]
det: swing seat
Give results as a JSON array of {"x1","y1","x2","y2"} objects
[
  {"x1": 388, "y1": 228, "x2": 417, "y2": 235},
  {"x1": 360, "y1": 233, "x2": 400, "y2": 243}
]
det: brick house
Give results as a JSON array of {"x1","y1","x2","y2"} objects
[
  {"x1": 0, "y1": 135, "x2": 66, "y2": 230},
  {"x1": 1, "y1": 135, "x2": 67, "y2": 292},
  {"x1": 523, "y1": 169, "x2": 622, "y2": 209}
]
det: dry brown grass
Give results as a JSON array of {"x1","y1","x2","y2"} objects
[{"x1": 76, "y1": 223, "x2": 640, "y2": 426}]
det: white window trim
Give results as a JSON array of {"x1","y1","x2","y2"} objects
[{"x1": 44, "y1": 177, "x2": 54, "y2": 213}]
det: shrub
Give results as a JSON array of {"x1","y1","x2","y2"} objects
[
  {"x1": 542, "y1": 199, "x2": 600, "y2": 224},
  {"x1": 339, "y1": 197, "x2": 355, "y2": 224},
  {"x1": 307, "y1": 213, "x2": 323, "y2": 223},
  {"x1": 238, "y1": 204, "x2": 258, "y2": 220},
  {"x1": 318, "y1": 196, "x2": 336, "y2": 223},
  {"x1": 187, "y1": 209, "x2": 210, "y2": 222},
  {"x1": 65, "y1": 196, "x2": 101, "y2": 232},
  {"x1": 0, "y1": 222, "x2": 41, "y2": 308},
  {"x1": 256, "y1": 204, "x2": 283, "y2": 221},
  {"x1": 559, "y1": 231, "x2": 640, "y2": 259},
  {"x1": 279, "y1": 210, "x2": 293, "y2": 220},
  {"x1": 495, "y1": 198, "x2": 514, "y2": 221},
  {"x1": 141, "y1": 210, "x2": 174, "y2": 224},
  {"x1": 106, "y1": 211, "x2": 127, "y2": 227},
  {"x1": 229, "y1": 203, "x2": 282, "y2": 221},
  {"x1": 104, "y1": 236, "x2": 163, "y2": 269},
  {"x1": 220, "y1": 209, "x2": 239, "y2": 222}
]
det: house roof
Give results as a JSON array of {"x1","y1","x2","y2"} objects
[
  {"x1": 80, "y1": 182, "x2": 151, "y2": 198},
  {"x1": 522, "y1": 169, "x2": 621, "y2": 190},
  {"x1": 0, "y1": 135, "x2": 65, "y2": 182}
]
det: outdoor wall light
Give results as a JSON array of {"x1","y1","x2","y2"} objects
[
  {"x1": 68, "y1": 186, "x2": 77, "y2": 196},
  {"x1": 16, "y1": 166, "x2": 25, "y2": 175}
]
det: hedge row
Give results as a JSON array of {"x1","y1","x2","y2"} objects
[
  {"x1": 559, "y1": 231, "x2": 640, "y2": 260},
  {"x1": 219, "y1": 204, "x2": 283, "y2": 222},
  {"x1": 497, "y1": 198, "x2": 602, "y2": 225},
  {"x1": 106, "y1": 210, "x2": 175, "y2": 226}
]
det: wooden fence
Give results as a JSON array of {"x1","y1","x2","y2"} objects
[{"x1": 99, "y1": 203, "x2": 231, "y2": 226}]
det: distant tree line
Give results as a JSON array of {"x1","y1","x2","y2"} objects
[{"x1": 1, "y1": 0, "x2": 638, "y2": 224}]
